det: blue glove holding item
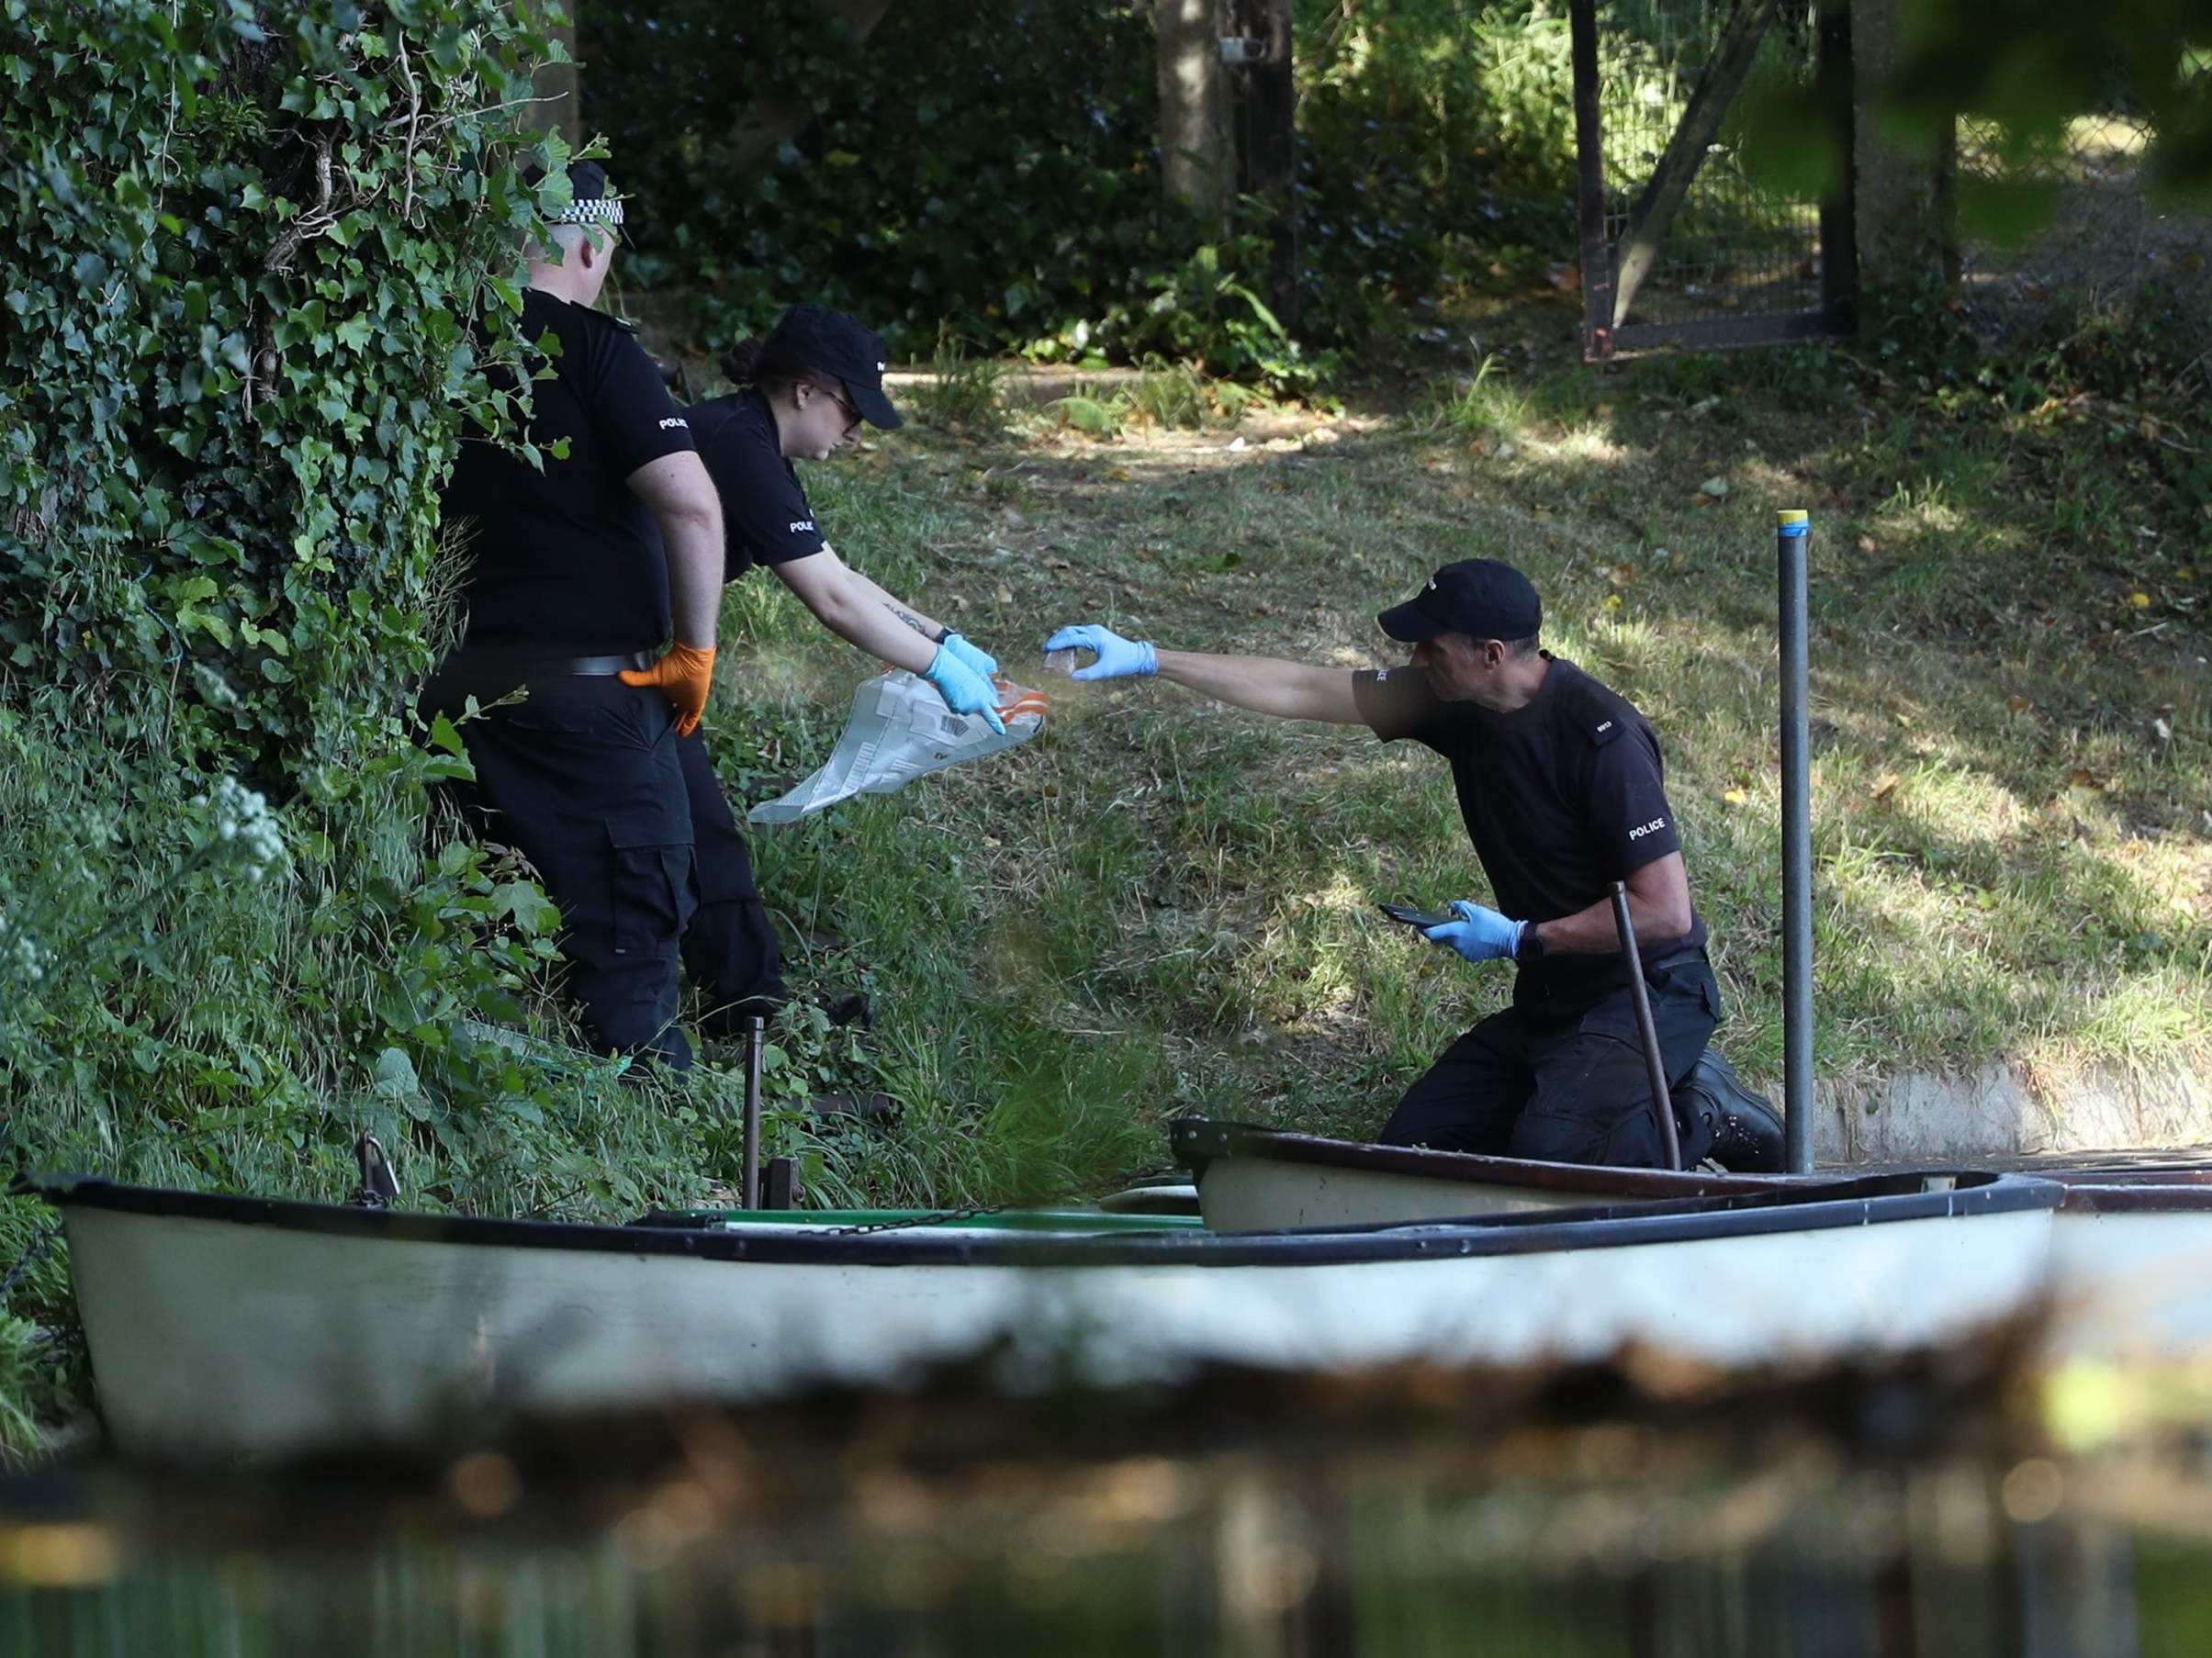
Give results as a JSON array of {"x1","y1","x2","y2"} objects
[
  {"x1": 1042, "y1": 623, "x2": 1157, "y2": 681},
  {"x1": 922, "y1": 644, "x2": 1007, "y2": 734},
  {"x1": 1422, "y1": 899, "x2": 1527, "y2": 964},
  {"x1": 938, "y1": 631, "x2": 999, "y2": 679}
]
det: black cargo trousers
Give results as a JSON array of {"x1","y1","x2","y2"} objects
[
  {"x1": 421, "y1": 663, "x2": 789, "y2": 1071},
  {"x1": 1378, "y1": 950, "x2": 1722, "y2": 1168}
]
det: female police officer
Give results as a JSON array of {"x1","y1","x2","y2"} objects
[{"x1": 633, "y1": 304, "x2": 1006, "y2": 1032}]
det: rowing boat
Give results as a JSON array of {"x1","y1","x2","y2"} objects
[
  {"x1": 28, "y1": 1170, "x2": 2059, "y2": 1462},
  {"x1": 1172, "y1": 1117, "x2": 1797, "y2": 1230},
  {"x1": 1170, "y1": 1124, "x2": 2212, "y2": 1369}
]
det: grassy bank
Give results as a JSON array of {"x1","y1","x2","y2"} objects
[
  {"x1": 5, "y1": 302, "x2": 2206, "y2": 1457},
  {"x1": 702, "y1": 309, "x2": 2209, "y2": 1171}
]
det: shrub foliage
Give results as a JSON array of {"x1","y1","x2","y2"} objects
[
  {"x1": 0, "y1": 1, "x2": 765, "y2": 1454},
  {"x1": 1, "y1": 0, "x2": 552, "y2": 766},
  {"x1": 581, "y1": 0, "x2": 1583, "y2": 376}
]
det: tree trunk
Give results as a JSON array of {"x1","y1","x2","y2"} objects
[
  {"x1": 530, "y1": 5, "x2": 582, "y2": 153},
  {"x1": 1851, "y1": 0, "x2": 1955, "y2": 297},
  {"x1": 1158, "y1": 0, "x2": 1231, "y2": 225},
  {"x1": 730, "y1": 0, "x2": 900, "y2": 173},
  {"x1": 1241, "y1": 0, "x2": 1297, "y2": 329}
]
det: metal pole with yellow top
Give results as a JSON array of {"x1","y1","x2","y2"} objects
[{"x1": 1777, "y1": 510, "x2": 1813, "y2": 1173}]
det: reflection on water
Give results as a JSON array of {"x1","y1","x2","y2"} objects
[{"x1": 8, "y1": 1408, "x2": 2212, "y2": 1655}]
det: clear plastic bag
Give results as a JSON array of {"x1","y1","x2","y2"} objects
[{"x1": 746, "y1": 670, "x2": 1047, "y2": 824}]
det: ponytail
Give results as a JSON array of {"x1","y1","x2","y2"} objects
[
  {"x1": 722, "y1": 335, "x2": 816, "y2": 397},
  {"x1": 720, "y1": 338, "x2": 769, "y2": 385}
]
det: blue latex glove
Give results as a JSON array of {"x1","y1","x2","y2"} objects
[
  {"x1": 939, "y1": 631, "x2": 998, "y2": 679},
  {"x1": 922, "y1": 644, "x2": 1007, "y2": 734},
  {"x1": 1042, "y1": 623, "x2": 1157, "y2": 681},
  {"x1": 1422, "y1": 899, "x2": 1527, "y2": 964}
]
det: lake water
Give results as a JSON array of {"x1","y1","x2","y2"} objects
[{"x1": 8, "y1": 1386, "x2": 2212, "y2": 1656}]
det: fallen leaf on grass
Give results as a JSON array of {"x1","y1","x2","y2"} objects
[
  {"x1": 1607, "y1": 564, "x2": 1634, "y2": 588},
  {"x1": 1723, "y1": 789, "x2": 1749, "y2": 806},
  {"x1": 2069, "y1": 768, "x2": 2104, "y2": 791},
  {"x1": 1870, "y1": 772, "x2": 1901, "y2": 803},
  {"x1": 1857, "y1": 534, "x2": 1878, "y2": 555},
  {"x1": 2128, "y1": 591, "x2": 2152, "y2": 609},
  {"x1": 2007, "y1": 693, "x2": 2033, "y2": 714},
  {"x1": 994, "y1": 585, "x2": 1014, "y2": 604}
]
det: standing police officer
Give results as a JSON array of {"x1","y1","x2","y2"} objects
[
  {"x1": 433, "y1": 162, "x2": 724, "y2": 1070},
  {"x1": 1046, "y1": 560, "x2": 1780, "y2": 1170}
]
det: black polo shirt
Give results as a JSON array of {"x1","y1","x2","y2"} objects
[
  {"x1": 1354, "y1": 653, "x2": 1706, "y2": 1010},
  {"x1": 681, "y1": 389, "x2": 828, "y2": 582},
  {"x1": 441, "y1": 289, "x2": 697, "y2": 653}
]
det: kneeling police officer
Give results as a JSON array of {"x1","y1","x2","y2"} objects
[{"x1": 1047, "y1": 559, "x2": 1779, "y2": 1170}]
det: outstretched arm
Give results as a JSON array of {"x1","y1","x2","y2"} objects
[
  {"x1": 1043, "y1": 623, "x2": 1362, "y2": 724},
  {"x1": 772, "y1": 545, "x2": 938, "y2": 673},
  {"x1": 835, "y1": 553, "x2": 951, "y2": 645},
  {"x1": 1154, "y1": 649, "x2": 1364, "y2": 724},
  {"x1": 776, "y1": 547, "x2": 1005, "y2": 734}
]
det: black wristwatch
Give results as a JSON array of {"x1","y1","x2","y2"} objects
[{"x1": 1516, "y1": 924, "x2": 1545, "y2": 962}]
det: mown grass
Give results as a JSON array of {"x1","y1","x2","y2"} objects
[{"x1": 702, "y1": 311, "x2": 2210, "y2": 1177}]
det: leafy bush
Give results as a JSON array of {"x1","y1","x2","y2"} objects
[
  {"x1": 580, "y1": 0, "x2": 1591, "y2": 380},
  {"x1": 0, "y1": 0, "x2": 563, "y2": 775},
  {"x1": 0, "y1": 1, "x2": 798, "y2": 1452}
]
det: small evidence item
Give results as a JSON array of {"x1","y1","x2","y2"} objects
[{"x1": 1377, "y1": 902, "x2": 1455, "y2": 931}]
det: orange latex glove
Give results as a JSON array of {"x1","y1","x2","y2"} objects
[{"x1": 619, "y1": 643, "x2": 718, "y2": 737}]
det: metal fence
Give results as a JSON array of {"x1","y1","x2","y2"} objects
[
  {"x1": 1952, "y1": 105, "x2": 2212, "y2": 346},
  {"x1": 1598, "y1": 0, "x2": 1823, "y2": 319},
  {"x1": 1574, "y1": 0, "x2": 1852, "y2": 357}
]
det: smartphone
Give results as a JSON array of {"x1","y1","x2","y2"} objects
[{"x1": 1378, "y1": 902, "x2": 1455, "y2": 931}]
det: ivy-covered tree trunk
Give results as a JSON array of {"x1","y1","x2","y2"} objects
[
  {"x1": 0, "y1": 6, "x2": 706, "y2": 1309},
  {"x1": 1, "y1": 0, "x2": 546, "y2": 777}
]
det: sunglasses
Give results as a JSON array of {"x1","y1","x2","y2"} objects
[{"x1": 824, "y1": 384, "x2": 863, "y2": 431}]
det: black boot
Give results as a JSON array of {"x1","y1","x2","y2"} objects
[{"x1": 1671, "y1": 1050, "x2": 1786, "y2": 1173}]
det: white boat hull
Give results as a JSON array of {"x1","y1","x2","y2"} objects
[
  {"x1": 2045, "y1": 1195, "x2": 2212, "y2": 1362},
  {"x1": 42, "y1": 1174, "x2": 2060, "y2": 1463}
]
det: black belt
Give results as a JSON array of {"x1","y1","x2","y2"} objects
[{"x1": 444, "y1": 647, "x2": 657, "y2": 678}]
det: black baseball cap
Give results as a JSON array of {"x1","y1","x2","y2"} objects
[
  {"x1": 762, "y1": 304, "x2": 903, "y2": 430},
  {"x1": 1377, "y1": 559, "x2": 1542, "y2": 643}
]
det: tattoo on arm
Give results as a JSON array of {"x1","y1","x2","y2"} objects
[{"x1": 884, "y1": 599, "x2": 938, "y2": 639}]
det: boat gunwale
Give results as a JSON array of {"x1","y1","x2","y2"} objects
[
  {"x1": 25, "y1": 1171, "x2": 2062, "y2": 1269},
  {"x1": 1171, "y1": 1118, "x2": 1802, "y2": 1196},
  {"x1": 2058, "y1": 1179, "x2": 2212, "y2": 1214}
]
